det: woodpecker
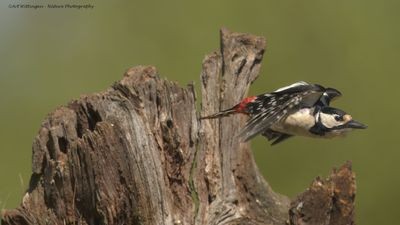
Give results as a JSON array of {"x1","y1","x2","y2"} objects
[
  {"x1": 261, "y1": 84, "x2": 343, "y2": 145},
  {"x1": 200, "y1": 81, "x2": 367, "y2": 145}
]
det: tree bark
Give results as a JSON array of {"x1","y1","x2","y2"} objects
[{"x1": 1, "y1": 28, "x2": 355, "y2": 225}]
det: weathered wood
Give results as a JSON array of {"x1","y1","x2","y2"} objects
[
  {"x1": 196, "y1": 28, "x2": 290, "y2": 225},
  {"x1": 289, "y1": 162, "x2": 356, "y2": 225},
  {"x1": 1, "y1": 29, "x2": 356, "y2": 225}
]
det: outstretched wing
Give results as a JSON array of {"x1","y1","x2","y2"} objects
[
  {"x1": 238, "y1": 84, "x2": 325, "y2": 142},
  {"x1": 238, "y1": 93, "x2": 302, "y2": 141},
  {"x1": 316, "y1": 87, "x2": 342, "y2": 107}
]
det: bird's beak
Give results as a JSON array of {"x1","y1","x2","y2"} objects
[{"x1": 345, "y1": 120, "x2": 368, "y2": 129}]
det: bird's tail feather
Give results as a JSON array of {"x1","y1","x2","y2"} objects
[{"x1": 200, "y1": 106, "x2": 237, "y2": 119}]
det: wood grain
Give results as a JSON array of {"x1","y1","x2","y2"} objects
[{"x1": 1, "y1": 29, "x2": 355, "y2": 225}]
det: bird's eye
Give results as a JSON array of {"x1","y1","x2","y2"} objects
[{"x1": 334, "y1": 115, "x2": 342, "y2": 121}]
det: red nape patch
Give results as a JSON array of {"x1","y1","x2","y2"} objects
[{"x1": 235, "y1": 96, "x2": 257, "y2": 113}]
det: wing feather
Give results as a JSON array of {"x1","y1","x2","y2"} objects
[
  {"x1": 238, "y1": 89, "x2": 324, "y2": 142},
  {"x1": 238, "y1": 95, "x2": 299, "y2": 141}
]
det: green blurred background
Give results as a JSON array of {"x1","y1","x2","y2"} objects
[{"x1": 0, "y1": 0, "x2": 398, "y2": 224}]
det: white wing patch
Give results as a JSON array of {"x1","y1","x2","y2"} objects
[{"x1": 274, "y1": 81, "x2": 309, "y2": 92}]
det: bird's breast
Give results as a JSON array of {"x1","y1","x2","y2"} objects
[{"x1": 271, "y1": 108, "x2": 316, "y2": 137}]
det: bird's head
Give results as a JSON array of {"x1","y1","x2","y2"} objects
[{"x1": 316, "y1": 107, "x2": 367, "y2": 137}]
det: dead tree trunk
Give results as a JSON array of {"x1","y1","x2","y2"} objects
[{"x1": 1, "y1": 28, "x2": 356, "y2": 225}]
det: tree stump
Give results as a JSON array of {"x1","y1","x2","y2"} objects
[{"x1": 1, "y1": 28, "x2": 356, "y2": 225}]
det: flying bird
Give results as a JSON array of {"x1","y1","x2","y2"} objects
[{"x1": 201, "y1": 81, "x2": 367, "y2": 145}]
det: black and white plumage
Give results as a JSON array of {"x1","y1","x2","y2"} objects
[
  {"x1": 309, "y1": 107, "x2": 367, "y2": 137},
  {"x1": 260, "y1": 83, "x2": 343, "y2": 145},
  {"x1": 200, "y1": 81, "x2": 367, "y2": 145},
  {"x1": 238, "y1": 82, "x2": 326, "y2": 141}
]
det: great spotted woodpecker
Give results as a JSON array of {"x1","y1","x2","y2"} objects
[{"x1": 201, "y1": 81, "x2": 367, "y2": 145}]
